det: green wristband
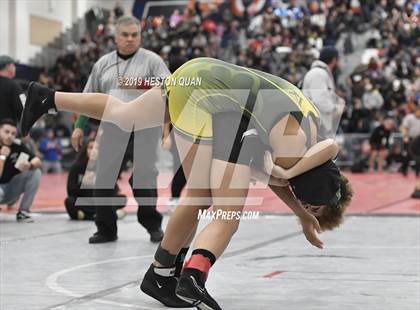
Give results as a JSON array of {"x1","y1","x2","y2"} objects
[{"x1": 74, "y1": 115, "x2": 88, "y2": 129}]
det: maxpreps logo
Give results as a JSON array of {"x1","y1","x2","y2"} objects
[{"x1": 197, "y1": 210, "x2": 260, "y2": 221}]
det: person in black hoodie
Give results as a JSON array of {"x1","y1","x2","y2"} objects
[
  {"x1": 369, "y1": 118, "x2": 394, "y2": 172},
  {"x1": 65, "y1": 138, "x2": 127, "y2": 220}
]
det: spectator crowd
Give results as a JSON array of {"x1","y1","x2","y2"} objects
[
  {"x1": 36, "y1": 1, "x2": 418, "y2": 138},
  {"x1": 37, "y1": 1, "x2": 419, "y2": 170}
]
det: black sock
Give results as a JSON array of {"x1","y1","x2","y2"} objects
[
  {"x1": 154, "y1": 243, "x2": 177, "y2": 267},
  {"x1": 174, "y1": 247, "x2": 189, "y2": 277}
]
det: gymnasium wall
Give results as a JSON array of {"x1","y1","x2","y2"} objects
[{"x1": 0, "y1": 0, "x2": 134, "y2": 64}]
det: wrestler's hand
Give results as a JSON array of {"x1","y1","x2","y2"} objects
[
  {"x1": 300, "y1": 212, "x2": 323, "y2": 249},
  {"x1": 71, "y1": 128, "x2": 84, "y2": 152},
  {"x1": 268, "y1": 176, "x2": 289, "y2": 187},
  {"x1": 264, "y1": 151, "x2": 289, "y2": 179}
]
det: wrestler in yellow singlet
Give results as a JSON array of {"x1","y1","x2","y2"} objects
[{"x1": 164, "y1": 57, "x2": 320, "y2": 146}]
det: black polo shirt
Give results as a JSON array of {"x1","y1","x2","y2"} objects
[{"x1": 0, "y1": 139, "x2": 35, "y2": 184}]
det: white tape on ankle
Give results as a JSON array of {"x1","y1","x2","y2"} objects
[{"x1": 154, "y1": 266, "x2": 175, "y2": 277}]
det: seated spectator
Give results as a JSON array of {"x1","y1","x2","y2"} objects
[
  {"x1": 350, "y1": 140, "x2": 370, "y2": 173},
  {"x1": 170, "y1": 9, "x2": 183, "y2": 28},
  {"x1": 38, "y1": 67, "x2": 54, "y2": 88},
  {"x1": 362, "y1": 82, "x2": 384, "y2": 111},
  {"x1": 39, "y1": 128, "x2": 62, "y2": 173},
  {"x1": 348, "y1": 98, "x2": 371, "y2": 133},
  {"x1": 0, "y1": 119, "x2": 42, "y2": 222},
  {"x1": 113, "y1": 1, "x2": 124, "y2": 19},
  {"x1": 369, "y1": 118, "x2": 394, "y2": 172},
  {"x1": 386, "y1": 143, "x2": 408, "y2": 175},
  {"x1": 65, "y1": 138, "x2": 126, "y2": 220}
]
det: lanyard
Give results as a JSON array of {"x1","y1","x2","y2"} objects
[{"x1": 116, "y1": 52, "x2": 135, "y2": 87}]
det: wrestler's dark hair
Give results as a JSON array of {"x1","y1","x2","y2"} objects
[{"x1": 317, "y1": 174, "x2": 353, "y2": 231}]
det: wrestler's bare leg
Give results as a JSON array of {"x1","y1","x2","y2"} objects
[
  {"x1": 54, "y1": 87, "x2": 166, "y2": 132},
  {"x1": 153, "y1": 133, "x2": 212, "y2": 266},
  {"x1": 191, "y1": 159, "x2": 250, "y2": 258}
]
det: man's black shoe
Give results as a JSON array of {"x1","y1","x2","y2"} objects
[
  {"x1": 149, "y1": 228, "x2": 164, "y2": 243},
  {"x1": 411, "y1": 189, "x2": 420, "y2": 199},
  {"x1": 20, "y1": 82, "x2": 57, "y2": 136},
  {"x1": 176, "y1": 269, "x2": 222, "y2": 310},
  {"x1": 140, "y1": 264, "x2": 192, "y2": 308},
  {"x1": 16, "y1": 211, "x2": 34, "y2": 223},
  {"x1": 88, "y1": 232, "x2": 118, "y2": 244}
]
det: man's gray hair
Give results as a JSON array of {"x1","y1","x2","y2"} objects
[{"x1": 116, "y1": 16, "x2": 141, "y2": 32}]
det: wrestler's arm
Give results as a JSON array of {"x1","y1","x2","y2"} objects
[
  {"x1": 250, "y1": 167, "x2": 289, "y2": 187},
  {"x1": 266, "y1": 138, "x2": 339, "y2": 179},
  {"x1": 161, "y1": 122, "x2": 172, "y2": 150},
  {"x1": 269, "y1": 184, "x2": 323, "y2": 248},
  {"x1": 162, "y1": 122, "x2": 171, "y2": 139},
  {"x1": 268, "y1": 184, "x2": 308, "y2": 217}
]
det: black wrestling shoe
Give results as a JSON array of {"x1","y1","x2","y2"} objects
[
  {"x1": 149, "y1": 228, "x2": 164, "y2": 243},
  {"x1": 140, "y1": 264, "x2": 193, "y2": 308},
  {"x1": 88, "y1": 232, "x2": 118, "y2": 244},
  {"x1": 176, "y1": 269, "x2": 222, "y2": 310},
  {"x1": 20, "y1": 82, "x2": 57, "y2": 136}
]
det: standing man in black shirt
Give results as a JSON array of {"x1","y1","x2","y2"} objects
[
  {"x1": 369, "y1": 118, "x2": 394, "y2": 172},
  {"x1": 0, "y1": 119, "x2": 42, "y2": 222},
  {"x1": 0, "y1": 56, "x2": 25, "y2": 122}
]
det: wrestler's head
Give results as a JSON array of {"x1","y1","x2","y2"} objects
[{"x1": 289, "y1": 160, "x2": 353, "y2": 231}]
